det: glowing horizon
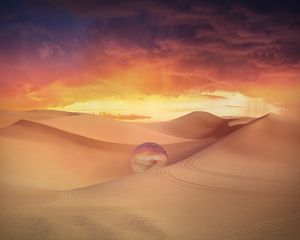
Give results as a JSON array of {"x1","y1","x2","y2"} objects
[{"x1": 48, "y1": 90, "x2": 279, "y2": 121}]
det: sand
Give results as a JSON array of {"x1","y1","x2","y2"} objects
[
  {"x1": 0, "y1": 119, "x2": 212, "y2": 190},
  {"x1": 0, "y1": 110, "x2": 299, "y2": 240},
  {"x1": 138, "y1": 111, "x2": 229, "y2": 139},
  {"x1": 0, "y1": 109, "x2": 79, "y2": 128},
  {"x1": 35, "y1": 114, "x2": 192, "y2": 144}
]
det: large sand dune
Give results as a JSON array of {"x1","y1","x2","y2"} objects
[
  {"x1": 0, "y1": 118, "x2": 214, "y2": 190},
  {"x1": 0, "y1": 111, "x2": 299, "y2": 240},
  {"x1": 35, "y1": 114, "x2": 192, "y2": 144},
  {"x1": 0, "y1": 119, "x2": 133, "y2": 189}
]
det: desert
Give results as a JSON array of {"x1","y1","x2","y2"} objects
[
  {"x1": 1, "y1": 1, "x2": 300, "y2": 239},
  {"x1": 1, "y1": 110, "x2": 299, "y2": 240}
]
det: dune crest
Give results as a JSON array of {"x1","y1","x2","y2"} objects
[
  {"x1": 0, "y1": 109, "x2": 78, "y2": 128},
  {"x1": 139, "y1": 111, "x2": 230, "y2": 139}
]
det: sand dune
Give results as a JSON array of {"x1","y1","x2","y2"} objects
[
  {"x1": 0, "y1": 119, "x2": 133, "y2": 190},
  {"x1": 214, "y1": 113, "x2": 300, "y2": 165},
  {"x1": 139, "y1": 111, "x2": 230, "y2": 139},
  {"x1": 159, "y1": 114, "x2": 300, "y2": 197},
  {"x1": 0, "y1": 119, "x2": 213, "y2": 190},
  {"x1": 70, "y1": 114, "x2": 300, "y2": 194},
  {"x1": 35, "y1": 114, "x2": 192, "y2": 144},
  {"x1": 0, "y1": 109, "x2": 78, "y2": 128},
  {"x1": 1, "y1": 111, "x2": 299, "y2": 240},
  {"x1": 55, "y1": 114, "x2": 299, "y2": 239}
]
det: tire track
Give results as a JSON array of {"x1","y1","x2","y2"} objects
[
  {"x1": 176, "y1": 129, "x2": 265, "y2": 181},
  {"x1": 157, "y1": 167, "x2": 299, "y2": 197},
  {"x1": 158, "y1": 167, "x2": 264, "y2": 196},
  {"x1": 181, "y1": 156, "x2": 276, "y2": 182},
  {"x1": 182, "y1": 156, "x2": 258, "y2": 181},
  {"x1": 181, "y1": 154, "x2": 300, "y2": 185},
  {"x1": 157, "y1": 166, "x2": 300, "y2": 238}
]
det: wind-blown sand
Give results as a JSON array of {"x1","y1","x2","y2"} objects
[{"x1": 0, "y1": 110, "x2": 299, "y2": 240}]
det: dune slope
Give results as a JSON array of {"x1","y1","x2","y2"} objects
[{"x1": 0, "y1": 119, "x2": 134, "y2": 189}]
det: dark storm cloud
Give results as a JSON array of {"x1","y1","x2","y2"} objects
[{"x1": 2, "y1": 0, "x2": 299, "y2": 63}]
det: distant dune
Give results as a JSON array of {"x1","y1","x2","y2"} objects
[
  {"x1": 139, "y1": 111, "x2": 230, "y2": 139},
  {"x1": 1, "y1": 110, "x2": 299, "y2": 240},
  {"x1": 0, "y1": 109, "x2": 78, "y2": 128}
]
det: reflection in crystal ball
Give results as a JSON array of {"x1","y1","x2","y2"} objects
[{"x1": 131, "y1": 142, "x2": 168, "y2": 173}]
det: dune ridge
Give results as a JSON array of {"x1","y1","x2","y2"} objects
[
  {"x1": 0, "y1": 109, "x2": 79, "y2": 128},
  {"x1": 3, "y1": 119, "x2": 133, "y2": 151}
]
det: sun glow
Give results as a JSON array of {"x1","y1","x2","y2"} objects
[{"x1": 50, "y1": 90, "x2": 279, "y2": 121}]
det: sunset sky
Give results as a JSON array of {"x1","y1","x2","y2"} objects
[{"x1": 1, "y1": 0, "x2": 300, "y2": 120}]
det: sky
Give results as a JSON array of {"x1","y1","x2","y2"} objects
[{"x1": 0, "y1": 0, "x2": 300, "y2": 121}]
